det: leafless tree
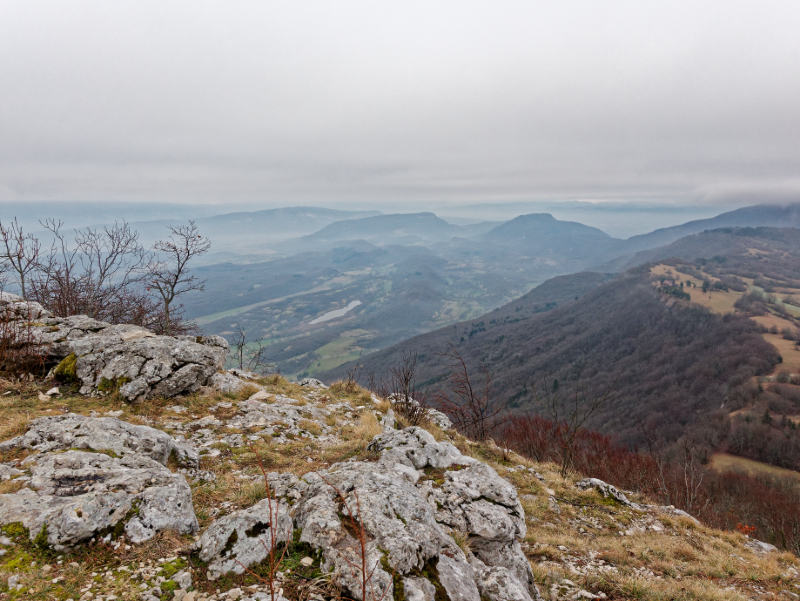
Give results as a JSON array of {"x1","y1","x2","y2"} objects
[
  {"x1": 389, "y1": 351, "x2": 430, "y2": 426},
  {"x1": 146, "y1": 221, "x2": 210, "y2": 334},
  {"x1": 31, "y1": 219, "x2": 151, "y2": 324},
  {"x1": 541, "y1": 380, "x2": 610, "y2": 477},
  {"x1": 0, "y1": 218, "x2": 40, "y2": 298},
  {"x1": 230, "y1": 327, "x2": 275, "y2": 375},
  {"x1": 676, "y1": 439, "x2": 711, "y2": 516},
  {"x1": 246, "y1": 337, "x2": 275, "y2": 375},
  {"x1": 231, "y1": 327, "x2": 249, "y2": 370},
  {"x1": 30, "y1": 219, "x2": 79, "y2": 316},
  {"x1": 390, "y1": 351, "x2": 418, "y2": 403},
  {"x1": 436, "y1": 347, "x2": 504, "y2": 440}
]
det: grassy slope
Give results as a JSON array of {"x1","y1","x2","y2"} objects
[
  {"x1": 1, "y1": 377, "x2": 799, "y2": 600},
  {"x1": 710, "y1": 453, "x2": 800, "y2": 484}
]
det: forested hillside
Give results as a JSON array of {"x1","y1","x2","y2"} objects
[{"x1": 340, "y1": 228, "x2": 800, "y2": 459}]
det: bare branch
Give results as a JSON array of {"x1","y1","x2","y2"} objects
[
  {"x1": 147, "y1": 220, "x2": 210, "y2": 334},
  {"x1": 0, "y1": 218, "x2": 40, "y2": 298},
  {"x1": 436, "y1": 347, "x2": 504, "y2": 441}
]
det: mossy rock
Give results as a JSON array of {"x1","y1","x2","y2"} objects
[
  {"x1": 159, "y1": 558, "x2": 187, "y2": 579},
  {"x1": 97, "y1": 376, "x2": 131, "y2": 394},
  {"x1": 53, "y1": 353, "x2": 78, "y2": 383},
  {"x1": 33, "y1": 523, "x2": 49, "y2": 550}
]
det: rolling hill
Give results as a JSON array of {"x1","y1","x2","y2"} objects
[
  {"x1": 334, "y1": 227, "x2": 800, "y2": 464},
  {"x1": 483, "y1": 213, "x2": 624, "y2": 259},
  {"x1": 186, "y1": 204, "x2": 800, "y2": 378},
  {"x1": 186, "y1": 213, "x2": 635, "y2": 376}
]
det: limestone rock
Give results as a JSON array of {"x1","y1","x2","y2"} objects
[
  {"x1": 0, "y1": 292, "x2": 227, "y2": 401},
  {"x1": 197, "y1": 426, "x2": 541, "y2": 601},
  {"x1": 299, "y1": 377, "x2": 327, "y2": 389},
  {"x1": 471, "y1": 561, "x2": 537, "y2": 601},
  {"x1": 577, "y1": 478, "x2": 638, "y2": 508},
  {"x1": 209, "y1": 371, "x2": 255, "y2": 394},
  {"x1": 403, "y1": 576, "x2": 437, "y2": 601},
  {"x1": 0, "y1": 291, "x2": 48, "y2": 321},
  {"x1": 367, "y1": 426, "x2": 473, "y2": 470},
  {"x1": 745, "y1": 538, "x2": 778, "y2": 554},
  {"x1": 195, "y1": 495, "x2": 294, "y2": 580},
  {"x1": 0, "y1": 450, "x2": 197, "y2": 548},
  {"x1": 0, "y1": 413, "x2": 198, "y2": 468}
]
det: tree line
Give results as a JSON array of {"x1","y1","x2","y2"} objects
[
  {"x1": 383, "y1": 349, "x2": 800, "y2": 554},
  {"x1": 0, "y1": 217, "x2": 209, "y2": 335}
]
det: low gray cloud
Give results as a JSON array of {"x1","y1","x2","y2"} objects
[{"x1": 1, "y1": 1, "x2": 799, "y2": 207}]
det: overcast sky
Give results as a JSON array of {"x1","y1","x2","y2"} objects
[{"x1": 1, "y1": 1, "x2": 799, "y2": 208}]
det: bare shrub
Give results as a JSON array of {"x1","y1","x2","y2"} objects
[
  {"x1": 0, "y1": 218, "x2": 40, "y2": 298},
  {"x1": 330, "y1": 365, "x2": 362, "y2": 396},
  {"x1": 231, "y1": 327, "x2": 275, "y2": 375},
  {"x1": 234, "y1": 445, "x2": 292, "y2": 601},
  {"x1": 0, "y1": 305, "x2": 48, "y2": 376},
  {"x1": 389, "y1": 351, "x2": 430, "y2": 426},
  {"x1": 146, "y1": 220, "x2": 210, "y2": 334},
  {"x1": 540, "y1": 380, "x2": 610, "y2": 477},
  {"x1": 436, "y1": 348, "x2": 503, "y2": 440},
  {"x1": 320, "y1": 476, "x2": 390, "y2": 601},
  {"x1": 0, "y1": 217, "x2": 209, "y2": 335},
  {"x1": 31, "y1": 219, "x2": 153, "y2": 324}
]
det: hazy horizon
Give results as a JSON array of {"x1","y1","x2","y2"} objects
[{"x1": 0, "y1": 197, "x2": 766, "y2": 238}]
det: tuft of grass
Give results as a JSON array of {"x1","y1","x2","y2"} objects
[
  {"x1": 298, "y1": 418, "x2": 323, "y2": 436},
  {"x1": 233, "y1": 480, "x2": 267, "y2": 508}
]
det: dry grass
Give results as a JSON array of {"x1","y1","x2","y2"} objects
[
  {"x1": 650, "y1": 262, "x2": 800, "y2": 386},
  {"x1": 710, "y1": 452, "x2": 800, "y2": 483},
  {"x1": 1, "y1": 376, "x2": 799, "y2": 601},
  {"x1": 763, "y1": 333, "x2": 800, "y2": 373},
  {"x1": 298, "y1": 418, "x2": 323, "y2": 436},
  {"x1": 328, "y1": 380, "x2": 374, "y2": 406},
  {"x1": 650, "y1": 263, "x2": 755, "y2": 315},
  {"x1": 450, "y1": 434, "x2": 800, "y2": 601}
]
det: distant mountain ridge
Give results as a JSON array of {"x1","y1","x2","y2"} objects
[
  {"x1": 623, "y1": 203, "x2": 800, "y2": 252},
  {"x1": 484, "y1": 213, "x2": 623, "y2": 259},
  {"x1": 301, "y1": 212, "x2": 460, "y2": 245}
]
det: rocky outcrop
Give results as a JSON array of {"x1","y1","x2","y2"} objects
[
  {"x1": 0, "y1": 413, "x2": 198, "y2": 468},
  {"x1": 0, "y1": 415, "x2": 199, "y2": 549},
  {"x1": 577, "y1": 478, "x2": 637, "y2": 508},
  {"x1": 195, "y1": 426, "x2": 542, "y2": 601},
  {"x1": 0, "y1": 292, "x2": 227, "y2": 401},
  {"x1": 299, "y1": 377, "x2": 327, "y2": 389}
]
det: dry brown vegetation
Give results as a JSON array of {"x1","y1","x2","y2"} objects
[{"x1": 1, "y1": 374, "x2": 799, "y2": 600}]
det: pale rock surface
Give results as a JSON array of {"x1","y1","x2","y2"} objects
[
  {"x1": 576, "y1": 478, "x2": 638, "y2": 508},
  {"x1": 196, "y1": 495, "x2": 294, "y2": 580},
  {"x1": 196, "y1": 426, "x2": 541, "y2": 601},
  {"x1": 0, "y1": 415, "x2": 200, "y2": 548},
  {"x1": 0, "y1": 450, "x2": 197, "y2": 548},
  {"x1": 299, "y1": 377, "x2": 327, "y2": 389},
  {"x1": 745, "y1": 538, "x2": 778, "y2": 554},
  {"x1": 367, "y1": 426, "x2": 472, "y2": 470},
  {"x1": 0, "y1": 413, "x2": 198, "y2": 468},
  {"x1": 208, "y1": 371, "x2": 255, "y2": 394},
  {"x1": 0, "y1": 292, "x2": 227, "y2": 401}
]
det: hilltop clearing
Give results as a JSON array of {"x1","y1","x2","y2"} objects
[{"x1": 0, "y1": 371, "x2": 798, "y2": 600}]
